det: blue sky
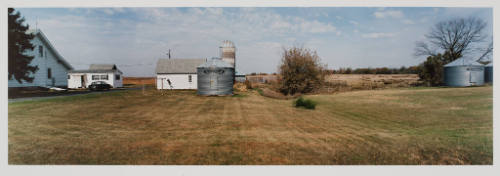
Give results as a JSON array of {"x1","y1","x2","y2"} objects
[{"x1": 17, "y1": 7, "x2": 493, "y2": 76}]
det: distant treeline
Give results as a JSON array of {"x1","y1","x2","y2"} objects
[
  {"x1": 246, "y1": 66, "x2": 420, "y2": 76},
  {"x1": 327, "y1": 66, "x2": 420, "y2": 74}
]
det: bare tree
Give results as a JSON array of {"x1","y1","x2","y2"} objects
[
  {"x1": 477, "y1": 41, "x2": 493, "y2": 65},
  {"x1": 415, "y1": 17, "x2": 489, "y2": 62}
]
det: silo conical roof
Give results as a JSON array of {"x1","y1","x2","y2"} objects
[
  {"x1": 444, "y1": 57, "x2": 483, "y2": 67},
  {"x1": 198, "y1": 57, "x2": 233, "y2": 68}
]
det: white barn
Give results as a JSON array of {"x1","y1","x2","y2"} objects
[
  {"x1": 8, "y1": 29, "x2": 73, "y2": 88},
  {"x1": 156, "y1": 58, "x2": 206, "y2": 89},
  {"x1": 67, "y1": 64, "x2": 123, "y2": 89}
]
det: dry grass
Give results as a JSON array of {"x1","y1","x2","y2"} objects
[
  {"x1": 123, "y1": 77, "x2": 156, "y2": 85},
  {"x1": 324, "y1": 74, "x2": 421, "y2": 91},
  {"x1": 8, "y1": 86, "x2": 492, "y2": 164}
]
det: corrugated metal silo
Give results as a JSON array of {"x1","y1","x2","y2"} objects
[
  {"x1": 484, "y1": 62, "x2": 493, "y2": 83},
  {"x1": 220, "y1": 40, "x2": 236, "y2": 68},
  {"x1": 197, "y1": 57, "x2": 234, "y2": 95},
  {"x1": 443, "y1": 58, "x2": 485, "y2": 87}
]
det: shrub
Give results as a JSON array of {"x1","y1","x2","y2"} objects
[
  {"x1": 244, "y1": 80, "x2": 252, "y2": 89},
  {"x1": 278, "y1": 46, "x2": 326, "y2": 95},
  {"x1": 417, "y1": 51, "x2": 456, "y2": 86},
  {"x1": 294, "y1": 97, "x2": 317, "y2": 109}
]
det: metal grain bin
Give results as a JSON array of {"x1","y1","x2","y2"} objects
[
  {"x1": 484, "y1": 62, "x2": 493, "y2": 83},
  {"x1": 197, "y1": 57, "x2": 234, "y2": 95},
  {"x1": 443, "y1": 58, "x2": 485, "y2": 87}
]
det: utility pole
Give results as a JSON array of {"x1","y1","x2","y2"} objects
[{"x1": 167, "y1": 49, "x2": 171, "y2": 59}]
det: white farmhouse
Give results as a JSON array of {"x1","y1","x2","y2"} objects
[
  {"x1": 8, "y1": 29, "x2": 73, "y2": 88},
  {"x1": 156, "y1": 58, "x2": 206, "y2": 89},
  {"x1": 67, "y1": 64, "x2": 123, "y2": 88}
]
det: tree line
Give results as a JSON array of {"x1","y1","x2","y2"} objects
[{"x1": 326, "y1": 66, "x2": 420, "y2": 74}]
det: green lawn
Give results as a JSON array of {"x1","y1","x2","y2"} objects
[{"x1": 8, "y1": 86, "x2": 492, "y2": 164}]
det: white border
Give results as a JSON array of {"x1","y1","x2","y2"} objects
[{"x1": 1, "y1": 0, "x2": 498, "y2": 176}]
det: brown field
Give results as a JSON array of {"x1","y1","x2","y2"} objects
[
  {"x1": 8, "y1": 86, "x2": 492, "y2": 164},
  {"x1": 123, "y1": 77, "x2": 155, "y2": 85},
  {"x1": 325, "y1": 74, "x2": 421, "y2": 89}
]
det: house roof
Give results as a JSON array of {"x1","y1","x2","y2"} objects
[
  {"x1": 90, "y1": 64, "x2": 117, "y2": 70},
  {"x1": 27, "y1": 29, "x2": 74, "y2": 70},
  {"x1": 156, "y1": 58, "x2": 206, "y2": 74},
  {"x1": 197, "y1": 57, "x2": 233, "y2": 68},
  {"x1": 68, "y1": 64, "x2": 123, "y2": 74},
  {"x1": 445, "y1": 57, "x2": 483, "y2": 67}
]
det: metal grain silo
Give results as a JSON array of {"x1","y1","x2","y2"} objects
[
  {"x1": 484, "y1": 62, "x2": 493, "y2": 83},
  {"x1": 443, "y1": 58, "x2": 485, "y2": 87},
  {"x1": 220, "y1": 40, "x2": 236, "y2": 68},
  {"x1": 197, "y1": 57, "x2": 234, "y2": 96}
]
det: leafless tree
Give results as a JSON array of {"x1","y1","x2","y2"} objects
[
  {"x1": 477, "y1": 41, "x2": 493, "y2": 65},
  {"x1": 415, "y1": 17, "x2": 489, "y2": 62}
]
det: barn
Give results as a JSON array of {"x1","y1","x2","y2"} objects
[
  {"x1": 67, "y1": 64, "x2": 123, "y2": 88},
  {"x1": 8, "y1": 29, "x2": 73, "y2": 88},
  {"x1": 156, "y1": 58, "x2": 206, "y2": 90}
]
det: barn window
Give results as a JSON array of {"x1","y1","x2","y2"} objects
[
  {"x1": 92, "y1": 75, "x2": 100, "y2": 80},
  {"x1": 115, "y1": 74, "x2": 120, "y2": 80},
  {"x1": 47, "y1": 68, "x2": 52, "y2": 78},
  {"x1": 100, "y1": 75, "x2": 108, "y2": 80},
  {"x1": 39, "y1": 46, "x2": 43, "y2": 57},
  {"x1": 188, "y1": 75, "x2": 192, "y2": 82},
  {"x1": 68, "y1": 75, "x2": 70, "y2": 79}
]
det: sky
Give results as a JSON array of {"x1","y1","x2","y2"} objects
[{"x1": 16, "y1": 7, "x2": 493, "y2": 76}]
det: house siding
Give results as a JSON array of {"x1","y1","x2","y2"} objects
[
  {"x1": 157, "y1": 74, "x2": 197, "y2": 89},
  {"x1": 8, "y1": 33, "x2": 70, "y2": 87}
]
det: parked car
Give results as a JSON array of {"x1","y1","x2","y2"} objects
[{"x1": 89, "y1": 81, "x2": 112, "y2": 91}]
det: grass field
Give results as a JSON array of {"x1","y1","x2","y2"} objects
[{"x1": 8, "y1": 86, "x2": 492, "y2": 164}]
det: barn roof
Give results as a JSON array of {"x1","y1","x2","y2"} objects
[
  {"x1": 156, "y1": 58, "x2": 206, "y2": 74},
  {"x1": 445, "y1": 57, "x2": 483, "y2": 67},
  {"x1": 197, "y1": 57, "x2": 233, "y2": 68},
  {"x1": 27, "y1": 29, "x2": 74, "y2": 70}
]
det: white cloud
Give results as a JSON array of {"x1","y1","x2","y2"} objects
[
  {"x1": 362, "y1": 32, "x2": 397, "y2": 38},
  {"x1": 353, "y1": 29, "x2": 359, "y2": 33},
  {"x1": 336, "y1": 16, "x2": 343, "y2": 20},
  {"x1": 349, "y1": 20, "x2": 359, "y2": 25},
  {"x1": 402, "y1": 19, "x2": 415, "y2": 24},
  {"x1": 374, "y1": 10, "x2": 404, "y2": 19}
]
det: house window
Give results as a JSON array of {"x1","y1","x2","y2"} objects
[
  {"x1": 47, "y1": 68, "x2": 51, "y2": 78},
  {"x1": 39, "y1": 46, "x2": 43, "y2": 57},
  {"x1": 92, "y1": 75, "x2": 100, "y2": 80},
  {"x1": 115, "y1": 74, "x2": 120, "y2": 80},
  {"x1": 100, "y1": 75, "x2": 108, "y2": 80},
  {"x1": 68, "y1": 75, "x2": 70, "y2": 79},
  {"x1": 188, "y1": 75, "x2": 192, "y2": 82}
]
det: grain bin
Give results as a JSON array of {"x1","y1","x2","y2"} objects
[
  {"x1": 220, "y1": 40, "x2": 236, "y2": 68},
  {"x1": 443, "y1": 58, "x2": 485, "y2": 87},
  {"x1": 484, "y1": 62, "x2": 493, "y2": 83},
  {"x1": 197, "y1": 57, "x2": 234, "y2": 95}
]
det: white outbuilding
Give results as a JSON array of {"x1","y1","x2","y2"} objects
[
  {"x1": 156, "y1": 58, "x2": 206, "y2": 89},
  {"x1": 8, "y1": 29, "x2": 73, "y2": 88},
  {"x1": 67, "y1": 64, "x2": 123, "y2": 89}
]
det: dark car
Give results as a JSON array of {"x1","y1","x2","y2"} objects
[{"x1": 89, "y1": 81, "x2": 112, "y2": 91}]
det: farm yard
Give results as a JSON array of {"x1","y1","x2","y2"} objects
[{"x1": 8, "y1": 86, "x2": 492, "y2": 165}]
